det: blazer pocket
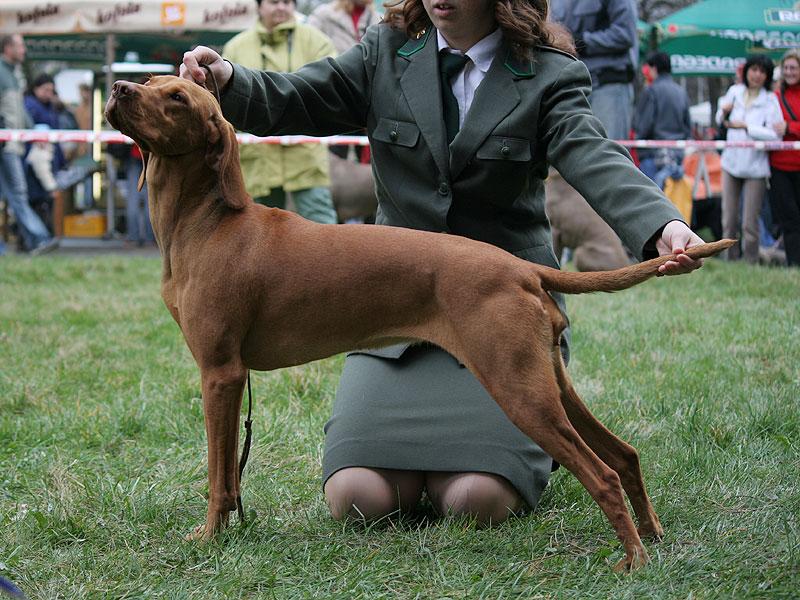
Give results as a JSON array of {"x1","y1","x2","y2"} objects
[
  {"x1": 372, "y1": 118, "x2": 420, "y2": 148},
  {"x1": 476, "y1": 135, "x2": 532, "y2": 162}
]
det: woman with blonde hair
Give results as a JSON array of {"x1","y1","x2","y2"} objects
[{"x1": 770, "y1": 49, "x2": 800, "y2": 266}]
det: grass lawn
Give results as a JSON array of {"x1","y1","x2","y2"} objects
[{"x1": 0, "y1": 254, "x2": 798, "y2": 598}]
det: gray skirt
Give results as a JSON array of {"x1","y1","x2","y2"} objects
[{"x1": 322, "y1": 344, "x2": 553, "y2": 510}]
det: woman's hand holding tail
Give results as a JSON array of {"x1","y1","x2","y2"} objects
[{"x1": 655, "y1": 220, "x2": 706, "y2": 275}]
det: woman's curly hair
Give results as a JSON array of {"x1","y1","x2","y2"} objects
[{"x1": 382, "y1": 0, "x2": 575, "y2": 60}]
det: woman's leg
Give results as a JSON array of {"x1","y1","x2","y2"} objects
[
  {"x1": 721, "y1": 171, "x2": 744, "y2": 260},
  {"x1": 126, "y1": 159, "x2": 148, "y2": 243},
  {"x1": 324, "y1": 467, "x2": 425, "y2": 521},
  {"x1": 770, "y1": 169, "x2": 800, "y2": 266},
  {"x1": 425, "y1": 472, "x2": 524, "y2": 527},
  {"x1": 741, "y1": 177, "x2": 767, "y2": 264}
]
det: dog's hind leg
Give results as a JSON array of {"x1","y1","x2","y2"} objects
[
  {"x1": 551, "y1": 347, "x2": 664, "y2": 540},
  {"x1": 540, "y1": 292, "x2": 663, "y2": 541},
  {"x1": 188, "y1": 361, "x2": 247, "y2": 541},
  {"x1": 451, "y1": 301, "x2": 649, "y2": 571}
]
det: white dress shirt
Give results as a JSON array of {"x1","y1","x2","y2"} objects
[{"x1": 436, "y1": 28, "x2": 503, "y2": 130}]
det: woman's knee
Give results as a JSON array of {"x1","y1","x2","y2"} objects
[
  {"x1": 426, "y1": 472, "x2": 523, "y2": 527},
  {"x1": 324, "y1": 467, "x2": 424, "y2": 521}
]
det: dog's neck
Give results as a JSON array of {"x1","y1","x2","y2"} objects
[{"x1": 146, "y1": 152, "x2": 229, "y2": 277}]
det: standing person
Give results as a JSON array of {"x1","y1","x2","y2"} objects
[
  {"x1": 72, "y1": 82, "x2": 94, "y2": 208},
  {"x1": 550, "y1": 0, "x2": 638, "y2": 142},
  {"x1": 716, "y1": 54, "x2": 783, "y2": 263},
  {"x1": 182, "y1": 0, "x2": 705, "y2": 524},
  {"x1": 308, "y1": 0, "x2": 381, "y2": 55},
  {"x1": 124, "y1": 144, "x2": 154, "y2": 246},
  {"x1": 222, "y1": 0, "x2": 338, "y2": 224},
  {"x1": 24, "y1": 73, "x2": 66, "y2": 229},
  {"x1": 308, "y1": 0, "x2": 382, "y2": 165},
  {"x1": 546, "y1": 0, "x2": 638, "y2": 269},
  {"x1": 633, "y1": 51, "x2": 692, "y2": 190},
  {"x1": 770, "y1": 49, "x2": 800, "y2": 267},
  {"x1": 0, "y1": 34, "x2": 57, "y2": 255}
]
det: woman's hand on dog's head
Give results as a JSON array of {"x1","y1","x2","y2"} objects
[{"x1": 180, "y1": 46, "x2": 234, "y2": 91}]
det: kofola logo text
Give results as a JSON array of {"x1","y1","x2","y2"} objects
[
  {"x1": 17, "y1": 3, "x2": 59, "y2": 26},
  {"x1": 97, "y1": 2, "x2": 142, "y2": 26},
  {"x1": 204, "y1": 2, "x2": 250, "y2": 26}
]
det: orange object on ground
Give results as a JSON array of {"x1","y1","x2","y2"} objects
[
  {"x1": 63, "y1": 212, "x2": 106, "y2": 237},
  {"x1": 683, "y1": 152, "x2": 722, "y2": 200},
  {"x1": 663, "y1": 176, "x2": 693, "y2": 223}
]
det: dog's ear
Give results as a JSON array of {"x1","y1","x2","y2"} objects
[
  {"x1": 206, "y1": 113, "x2": 248, "y2": 210},
  {"x1": 137, "y1": 147, "x2": 149, "y2": 192}
]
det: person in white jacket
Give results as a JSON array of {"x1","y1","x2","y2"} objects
[{"x1": 716, "y1": 54, "x2": 784, "y2": 263}]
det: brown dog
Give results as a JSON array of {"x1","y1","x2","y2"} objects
[{"x1": 105, "y1": 75, "x2": 733, "y2": 571}]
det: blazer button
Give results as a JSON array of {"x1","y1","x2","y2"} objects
[
  {"x1": 389, "y1": 130, "x2": 399, "y2": 142},
  {"x1": 500, "y1": 146, "x2": 510, "y2": 157},
  {"x1": 438, "y1": 182, "x2": 450, "y2": 196}
]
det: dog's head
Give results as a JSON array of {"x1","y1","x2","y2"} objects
[{"x1": 104, "y1": 75, "x2": 246, "y2": 208}]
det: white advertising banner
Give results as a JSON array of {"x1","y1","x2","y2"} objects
[{"x1": 0, "y1": 1, "x2": 256, "y2": 34}]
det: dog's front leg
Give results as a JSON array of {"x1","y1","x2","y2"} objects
[{"x1": 188, "y1": 362, "x2": 246, "y2": 541}]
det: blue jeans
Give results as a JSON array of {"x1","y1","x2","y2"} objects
[
  {"x1": 125, "y1": 159, "x2": 154, "y2": 244},
  {"x1": 589, "y1": 83, "x2": 634, "y2": 141},
  {"x1": 639, "y1": 150, "x2": 685, "y2": 190},
  {"x1": 0, "y1": 150, "x2": 51, "y2": 251}
]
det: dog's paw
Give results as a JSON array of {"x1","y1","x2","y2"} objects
[
  {"x1": 185, "y1": 523, "x2": 221, "y2": 542},
  {"x1": 637, "y1": 522, "x2": 664, "y2": 542},
  {"x1": 612, "y1": 547, "x2": 650, "y2": 573},
  {"x1": 185, "y1": 524, "x2": 209, "y2": 542}
]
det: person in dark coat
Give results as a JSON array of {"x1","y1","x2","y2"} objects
[
  {"x1": 634, "y1": 51, "x2": 692, "y2": 189},
  {"x1": 23, "y1": 72, "x2": 67, "y2": 230}
]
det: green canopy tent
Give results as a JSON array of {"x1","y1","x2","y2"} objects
[{"x1": 654, "y1": 0, "x2": 800, "y2": 75}]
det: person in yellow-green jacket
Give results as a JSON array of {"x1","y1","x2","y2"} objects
[{"x1": 223, "y1": 0, "x2": 338, "y2": 223}]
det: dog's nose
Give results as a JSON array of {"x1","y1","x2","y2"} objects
[{"x1": 111, "y1": 80, "x2": 137, "y2": 98}]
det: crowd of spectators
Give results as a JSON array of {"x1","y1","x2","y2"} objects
[
  {"x1": 0, "y1": 34, "x2": 101, "y2": 254},
  {"x1": 632, "y1": 48, "x2": 800, "y2": 267},
  {"x1": 2, "y1": 2, "x2": 799, "y2": 267}
]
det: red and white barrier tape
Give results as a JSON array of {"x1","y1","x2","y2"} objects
[
  {"x1": 0, "y1": 129, "x2": 370, "y2": 146},
  {"x1": 3, "y1": 129, "x2": 800, "y2": 150}
]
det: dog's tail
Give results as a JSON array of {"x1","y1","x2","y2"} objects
[{"x1": 536, "y1": 239, "x2": 736, "y2": 295}]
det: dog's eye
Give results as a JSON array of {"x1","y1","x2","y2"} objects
[{"x1": 170, "y1": 92, "x2": 184, "y2": 102}]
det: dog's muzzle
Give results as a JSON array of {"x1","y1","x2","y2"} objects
[{"x1": 104, "y1": 80, "x2": 140, "y2": 129}]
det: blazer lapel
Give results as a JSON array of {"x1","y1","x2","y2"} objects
[
  {"x1": 399, "y1": 31, "x2": 450, "y2": 178},
  {"x1": 449, "y1": 49, "x2": 524, "y2": 180}
]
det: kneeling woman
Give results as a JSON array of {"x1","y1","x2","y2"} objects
[{"x1": 181, "y1": 0, "x2": 704, "y2": 524}]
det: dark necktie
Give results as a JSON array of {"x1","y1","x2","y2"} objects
[{"x1": 439, "y1": 51, "x2": 470, "y2": 144}]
